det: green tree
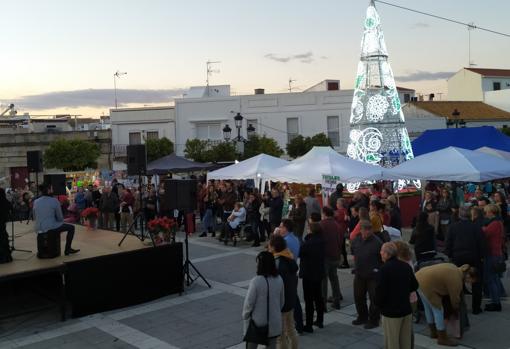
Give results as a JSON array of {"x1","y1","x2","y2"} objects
[
  {"x1": 243, "y1": 135, "x2": 284, "y2": 159},
  {"x1": 44, "y1": 139, "x2": 100, "y2": 171},
  {"x1": 184, "y1": 139, "x2": 209, "y2": 162},
  {"x1": 501, "y1": 127, "x2": 510, "y2": 137},
  {"x1": 146, "y1": 137, "x2": 174, "y2": 163},
  {"x1": 286, "y1": 133, "x2": 332, "y2": 159},
  {"x1": 207, "y1": 142, "x2": 237, "y2": 162}
]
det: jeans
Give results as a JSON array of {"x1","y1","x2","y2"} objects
[
  {"x1": 47, "y1": 223, "x2": 75, "y2": 252},
  {"x1": 484, "y1": 255, "x2": 503, "y2": 304},
  {"x1": 322, "y1": 258, "x2": 342, "y2": 305},
  {"x1": 202, "y1": 208, "x2": 214, "y2": 230},
  {"x1": 418, "y1": 289, "x2": 445, "y2": 331},
  {"x1": 251, "y1": 218, "x2": 260, "y2": 243},
  {"x1": 120, "y1": 212, "x2": 133, "y2": 233},
  {"x1": 293, "y1": 296, "x2": 304, "y2": 332},
  {"x1": 278, "y1": 310, "x2": 298, "y2": 349},
  {"x1": 353, "y1": 275, "x2": 379, "y2": 324}
]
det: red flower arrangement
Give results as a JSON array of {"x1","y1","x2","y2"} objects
[
  {"x1": 147, "y1": 217, "x2": 177, "y2": 244},
  {"x1": 81, "y1": 207, "x2": 100, "y2": 219}
]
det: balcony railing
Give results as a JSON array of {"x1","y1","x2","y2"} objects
[{"x1": 113, "y1": 144, "x2": 127, "y2": 159}]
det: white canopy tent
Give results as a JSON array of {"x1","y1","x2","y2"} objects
[
  {"x1": 475, "y1": 146, "x2": 510, "y2": 161},
  {"x1": 383, "y1": 146, "x2": 510, "y2": 182},
  {"x1": 266, "y1": 146, "x2": 383, "y2": 184},
  {"x1": 206, "y1": 154, "x2": 288, "y2": 181}
]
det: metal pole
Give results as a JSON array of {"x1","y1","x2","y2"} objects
[{"x1": 114, "y1": 74, "x2": 118, "y2": 109}]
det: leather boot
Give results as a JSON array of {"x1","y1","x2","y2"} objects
[
  {"x1": 437, "y1": 330, "x2": 457, "y2": 346},
  {"x1": 428, "y1": 324, "x2": 438, "y2": 339}
]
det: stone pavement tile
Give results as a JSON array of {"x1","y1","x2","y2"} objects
[
  {"x1": 193, "y1": 254, "x2": 258, "y2": 284},
  {"x1": 187, "y1": 243, "x2": 231, "y2": 260},
  {"x1": 17, "y1": 328, "x2": 136, "y2": 349}
]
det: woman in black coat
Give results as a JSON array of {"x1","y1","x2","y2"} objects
[
  {"x1": 0, "y1": 188, "x2": 13, "y2": 263},
  {"x1": 409, "y1": 211, "x2": 436, "y2": 263},
  {"x1": 289, "y1": 194, "x2": 307, "y2": 240},
  {"x1": 299, "y1": 222, "x2": 325, "y2": 332}
]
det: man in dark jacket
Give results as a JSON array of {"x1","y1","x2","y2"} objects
[
  {"x1": 376, "y1": 242, "x2": 419, "y2": 349},
  {"x1": 299, "y1": 222, "x2": 325, "y2": 333},
  {"x1": 269, "y1": 234, "x2": 299, "y2": 348},
  {"x1": 269, "y1": 188, "x2": 284, "y2": 231},
  {"x1": 99, "y1": 187, "x2": 119, "y2": 230},
  {"x1": 328, "y1": 183, "x2": 344, "y2": 209},
  {"x1": 320, "y1": 206, "x2": 343, "y2": 310},
  {"x1": 445, "y1": 206, "x2": 486, "y2": 314},
  {"x1": 351, "y1": 220, "x2": 383, "y2": 329}
]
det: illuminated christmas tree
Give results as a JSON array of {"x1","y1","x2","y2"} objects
[{"x1": 346, "y1": 0, "x2": 414, "y2": 168}]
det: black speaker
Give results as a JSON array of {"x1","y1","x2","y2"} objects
[
  {"x1": 127, "y1": 144, "x2": 147, "y2": 176},
  {"x1": 27, "y1": 150, "x2": 43, "y2": 172},
  {"x1": 163, "y1": 179, "x2": 197, "y2": 211},
  {"x1": 43, "y1": 174, "x2": 67, "y2": 196}
]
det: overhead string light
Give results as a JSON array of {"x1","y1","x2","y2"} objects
[{"x1": 347, "y1": 0, "x2": 420, "y2": 190}]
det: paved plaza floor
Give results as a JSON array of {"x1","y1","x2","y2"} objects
[{"x1": 0, "y1": 232, "x2": 509, "y2": 349}]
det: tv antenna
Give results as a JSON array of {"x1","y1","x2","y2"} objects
[
  {"x1": 288, "y1": 78, "x2": 296, "y2": 92},
  {"x1": 206, "y1": 60, "x2": 221, "y2": 96}
]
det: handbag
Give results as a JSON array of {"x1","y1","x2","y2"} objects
[{"x1": 243, "y1": 277, "x2": 270, "y2": 345}]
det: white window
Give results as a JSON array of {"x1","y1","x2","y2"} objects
[
  {"x1": 196, "y1": 123, "x2": 221, "y2": 140},
  {"x1": 247, "y1": 119, "x2": 258, "y2": 134},
  {"x1": 287, "y1": 118, "x2": 299, "y2": 143},
  {"x1": 129, "y1": 132, "x2": 141, "y2": 145},
  {"x1": 327, "y1": 116, "x2": 340, "y2": 147},
  {"x1": 146, "y1": 131, "x2": 159, "y2": 140}
]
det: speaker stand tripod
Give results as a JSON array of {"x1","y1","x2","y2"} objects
[
  {"x1": 10, "y1": 218, "x2": 32, "y2": 254},
  {"x1": 182, "y1": 212, "x2": 211, "y2": 288},
  {"x1": 118, "y1": 174, "x2": 155, "y2": 247}
]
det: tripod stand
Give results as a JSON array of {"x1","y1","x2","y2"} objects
[
  {"x1": 9, "y1": 214, "x2": 32, "y2": 254},
  {"x1": 182, "y1": 212, "x2": 210, "y2": 288},
  {"x1": 118, "y1": 174, "x2": 155, "y2": 247}
]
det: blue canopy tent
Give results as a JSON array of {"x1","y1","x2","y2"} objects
[{"x1": 411, "y1": 126, "x2": 510, "y2": 156}]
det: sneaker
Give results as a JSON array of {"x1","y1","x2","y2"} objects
[
  {"x1": 352, "y1": 318, "x2": 367, "y2": 326},
  {"x1": 332, "y1": 302, "x2": 341, "y2": 310},
  {"x1": 364, "y1": 322, "x2": 379, "y2": 330},
  {"x1": 327, "y1": 297, "x2": 334, "y2": 303},
  {"x1": 251, "y1": 242, "x2": 260, "y2": 247},
  {"x1": 472, "y1": 308, "x2": 483, "y2": 315},
  {"x1": 339, "y1": 263, "x2": 350, "y2": 269},
  {"x1": 199, "y1": 232, "x2": 207, "y2": 237}
]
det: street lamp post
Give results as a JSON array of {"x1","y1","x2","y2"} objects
[
  {"x1": 113, "y1": 71, "x2": 127, "y2": 108},
  {"x1": 447, "y1": 109, "x2": 466, "y2": 129},
  {"x1": 222, "y1": 112, "x2": 255, "y2": 156}
]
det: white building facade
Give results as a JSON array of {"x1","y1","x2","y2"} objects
[
  {"x1": 174, "y1": 81, "x2": 421, "y2": 156},
  {"x1": 110, "y1": 106, "x2": 175, "y2": 163},
  {"x1": 448, "y1": 68, "x2": 510, "y2": 112}
]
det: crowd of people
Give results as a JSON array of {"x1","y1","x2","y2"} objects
[{"x1": 0, "y1": 176, "x2": 508, "y2": 348}]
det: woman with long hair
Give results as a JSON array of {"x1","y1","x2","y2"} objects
[
  {"x1": 289, "y1": 194, "x2": 307, "y2": 240},
  {"x1": 242, "y1": 251, "x2": 284, "y2": 348}
]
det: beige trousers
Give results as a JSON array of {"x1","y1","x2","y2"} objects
[
  {"x1": 278, "y1": 310, "x2": 298, "y2": 349},
  {"x1": 382, "y1": 314, "x2": 413, "y2": 349}
]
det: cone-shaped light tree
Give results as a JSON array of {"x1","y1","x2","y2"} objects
[{"x1": 346, "y1": 0, "x2": 414, "y2": 168}]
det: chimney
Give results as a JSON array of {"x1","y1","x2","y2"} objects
[{"x1": 254, "y1": 88, "x2": 265, "y2": 95}]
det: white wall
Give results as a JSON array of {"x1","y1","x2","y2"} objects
[
  {"x1": 174, "y1": 90, "x2": 354, "y2": 156},
  {"x1": 110, "y1": 106, "x2": 176, "y2": 146},
  {"x1": 447, "y1": 69, "x2": 483, "y2": 101},
  {"x1": 485, "y1": 89, "x2": 510, "y2": 113},
  {"x1": 482, "y1": 77, "x2": 510, "y2": 93}
]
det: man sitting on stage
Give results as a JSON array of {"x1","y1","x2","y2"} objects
[{"x1": 33, "y1": 184, "x2": 80, "y2": 256}]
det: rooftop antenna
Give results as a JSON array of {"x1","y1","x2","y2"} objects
[
  {"x1": 468, "y1": 22, "x2": 477, "y2": 67},
  {"x1": 288, "y1": 78, "x2": 296, "y2": 92},
  {"x1": 206, "y1": 60, "x2": 221, "y2": 96}
]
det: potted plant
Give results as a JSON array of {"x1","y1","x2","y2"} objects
[
  {"x1": 81, "y1": 207, "x2": 100, "y2": 230},
  {"x1": 147, "y1": 217, "x2": 176, "y2": 245}
]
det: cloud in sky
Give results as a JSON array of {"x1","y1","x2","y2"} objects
[
  {"x1": 395, "y1": 70, "x2": 454, "y2": 82},
  {"x1": 8, "y1": 88, "x2": 187, "y2": 110},
  {"x1": 264, "y1": 51, "x2": 315, "y2": 64}
]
